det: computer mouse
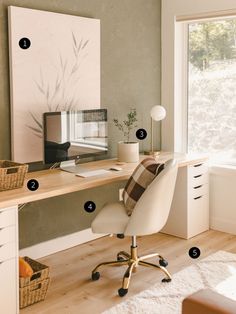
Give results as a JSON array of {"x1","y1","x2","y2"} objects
[{"x1": 109, "y1": 166, "x2": 122, "y2": 171}]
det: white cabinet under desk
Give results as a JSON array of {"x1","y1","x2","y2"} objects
[
  {"x1": 0, "y1": 205, "x2": 18, "y2": 314},
  {"x1": 161, "y1": 160, "x2": 209, "y2": 239}
]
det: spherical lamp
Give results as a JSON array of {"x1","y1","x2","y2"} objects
[
  {"x1": 146, "y1": 105, "x2": 166, "y2": 155},
  {"x1": 150, "y1": 105, "x2": 166, "y2": 121}
]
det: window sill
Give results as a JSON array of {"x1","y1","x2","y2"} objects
[{"x1": 210, "y1": 163, "x2": 236, "y2": 176}]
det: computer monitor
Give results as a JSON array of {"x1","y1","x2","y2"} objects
[{"x1": 43, "y1": 109, "x2": 108, "y2": 165}]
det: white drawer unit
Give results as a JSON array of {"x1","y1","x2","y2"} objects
[
  {"x1": 0, "y1": 226, "x2": 16, "y2": 245},
  {"x1": 0, "y1": 258, "x2": 17, "y2": 314},
  {"x1": 161, "y1": 161, "x2": 209, "y2": 239},
  {"x1": 188, "y1": 162, "x2": 208, "y2": 177},
  {"x1": 190, "y1": 172, "x2": 208, "y2": 186},
  {"x1": 0, "y1": 206, "x2": 18, "y2": 314},
  {"x1": 188, "y1": 193, "x2": 209, "y2": 238},
  {"x1": 0, "y1": 241, "x2": 17, "y2": 262},
  {"x1": 0, "y1": 207, "x2": 16, "y2": 229},
  {"x1": 190, "y1": 183, "x2": 208, "y2": 199}
]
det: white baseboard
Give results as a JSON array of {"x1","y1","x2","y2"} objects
[
  {"x1": 210, "y1": 218, "x2": 236, "y2": 236},
  {"x1": 19, "y1": 228, "x2": 106, "y2": 259}
]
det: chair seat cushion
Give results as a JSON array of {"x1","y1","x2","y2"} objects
[
  {"x1": 91, "y1": 202, "x2": 130, "y2": 234},
  {"x1": 123, "y1": 157, "x2": 165, "y2": 215}
]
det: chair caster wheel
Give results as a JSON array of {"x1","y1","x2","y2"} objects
[
  {"x1": 91, "y1": 272, "x2": 100, "y2": 281},
  {"x1": 118, "y1": 288, "x2": 128, "y2": 297},
  {"x1": 162, "y1": 278, "x2": 171, "y2": 283},
  {"x1": 159, "y1": 259, "x2": 168, "y2": 267}
]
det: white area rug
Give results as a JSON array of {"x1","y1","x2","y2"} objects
[{"x1": 103, "y1": 251, "x2": 236, "y2": 314}]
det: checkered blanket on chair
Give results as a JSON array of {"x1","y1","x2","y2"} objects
[{"x1": 123, "y1": 157, "x2": 165, "y2": 216}]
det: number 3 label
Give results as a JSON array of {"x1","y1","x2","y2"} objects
[{"x1": 136, "y1": 128, "x2": 147, "y2": 140}]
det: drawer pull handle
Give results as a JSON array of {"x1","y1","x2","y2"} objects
[
  {"x1": 194, "y1": 163, "x2": 203, "y2": 167},
  {"x1": 194, "y1": 185, "x2": 203, "y2": 189},
  {"x1": 6, "y1": 167, "x2": 18, "y2": 174},
  {"x1": 194, "y1": 196, "x2": 203, "y2": 200},
  {"x1": 31, "y1": 283, "x2": 42, "y2": 291},
  {"x1": 194, "y1": 174, "x2": 202, "y2": 178},
  {"x1": 31, "y1": 272, "x2": 42, "y2": 281}
]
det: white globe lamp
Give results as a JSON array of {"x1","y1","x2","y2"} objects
[{"x1": 148, "y1": 105, "x2": 166, "y2": 154}]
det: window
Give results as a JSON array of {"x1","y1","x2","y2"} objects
[{"x1": 188, "y1": 18, "x2": 236, "y2": 165}]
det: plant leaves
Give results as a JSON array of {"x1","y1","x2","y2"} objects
[
  {"x1": 82, "y1": 39, "x2": 89, "y2": 50},
  {"x1": 26, "y1": 125, "x2": 42, "y2": 134},
  {"x1": 55, "y1": 103, "x2": 60, "y2": 111},
  {"x1": 29, "y1": 112, "x2": 43, "y2": 129},
  {"x1": 34, "y1": 133, "x2": 42, "y2": 138},
  {"x1": 46, "y1": 84, "x2": 50, "y2": 100},
  {"x1": 72, "y1": 31, "x2": 77, "y2": 48},
  {"x1": 78, "y1": 39, "x2": 83, "y2": 53},
  {"x1": 34, "y1": 80, "x2": 45, "y2": 95},
  {"x1": 73, "y1": 46, "x2": 78, "y2": 58}
]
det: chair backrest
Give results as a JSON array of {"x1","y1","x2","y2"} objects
[{"x1": 124, "y1": 159, "x2": 178, "y2": 236}]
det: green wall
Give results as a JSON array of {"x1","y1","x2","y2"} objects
[{"x1": 0, "y1": 0, "x2": 161, "y2": 248}]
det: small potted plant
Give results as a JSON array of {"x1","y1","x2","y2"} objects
[{"x1": 113, "y1": 108, "x2": 139, "y2": 162}]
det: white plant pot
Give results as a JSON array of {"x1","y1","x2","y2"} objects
[{"x1": 118, "y1": 141, "x2": 139, "y2": 163}]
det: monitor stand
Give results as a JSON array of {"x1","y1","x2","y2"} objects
[
  {"x1": 59, "y1": 160, "x2": 83, "y2": 174},
  {"x1": 59, "y1": 159, "x2": 109, "y2": 177}
]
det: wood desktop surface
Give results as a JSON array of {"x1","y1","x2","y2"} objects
[{"x1": 0, "y1": 153, "x2": 208, "y2": 208}]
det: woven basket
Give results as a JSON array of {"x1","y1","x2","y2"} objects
[
  {"x1": 0, "y1": 160, "x2": 28, "y2": 191},
  {"x1": 19, "y1": 257, "x2": 50, "y2": 309}
]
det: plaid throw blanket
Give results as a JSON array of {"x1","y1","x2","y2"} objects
[{"x1": 123, "y1": 157, "x2": 165, "y2": 216}]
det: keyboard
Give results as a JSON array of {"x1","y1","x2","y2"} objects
[{"x1": 75, "y1": 169, "x2": 110, "y2": 178}]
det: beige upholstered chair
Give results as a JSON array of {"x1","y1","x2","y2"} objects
[{"x1": 91, "y1": 159, "x2": 178, "y2": 297}]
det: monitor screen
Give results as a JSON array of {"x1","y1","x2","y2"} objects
[{"x1": 43, "y1": 109, "x2": 108, "y2": 164}]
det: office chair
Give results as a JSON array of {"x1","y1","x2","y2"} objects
[{"x1": 91, "y1": 159, "x2": 178, "y2": 297}]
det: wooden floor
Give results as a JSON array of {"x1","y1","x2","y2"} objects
[{"x1": 21, "y1": 230, "x2": 236, "y2": 314}]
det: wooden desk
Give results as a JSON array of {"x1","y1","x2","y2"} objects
[
  {"x1": 0, "y1": 153, "x2": 208, "y2": 313},
  {"x1": 0, "y1": 152, "x2": 207, "y2": 208}
]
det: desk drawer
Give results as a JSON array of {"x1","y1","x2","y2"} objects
[
  {"x1": 0, "y1": 208, "x2": 16, "y2": 229},
  {"x1": 189, "y1": 183, "x2": 209, "y2": 199},
  {"x1": 190, "y1": 172, "x2": 209, "y2": 187},
  {"x1": 0, "y1": 242, "x2": 16, "y2": 262},
  {"x1": 0, "y1": 226, "x2": 16, "y2": 245},
  {"x1": 0, "y1": 258, "x2": 17, "y2": 314},
  {"x1": 188, "y1": 194, "x2": 209, "y2": 238},
  {"x1": 188, "y1": 162, "x2": 208, "y2": 177}
]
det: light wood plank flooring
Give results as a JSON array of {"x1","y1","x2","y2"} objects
[{"x1": 21, "y1": 230, "x2": 236, "y2": 314}]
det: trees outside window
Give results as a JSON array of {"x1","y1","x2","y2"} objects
[{"x1": 188, "y1": 19, "x2": 236, "y2": 164}]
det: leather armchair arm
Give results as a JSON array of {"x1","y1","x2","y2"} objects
[{"x1": 182, "y1": 289, "x2": 236, "y2": 314}]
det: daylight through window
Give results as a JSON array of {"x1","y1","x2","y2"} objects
[{"x1": 188, "y1": 18, "x2": 236, "y2": 165}]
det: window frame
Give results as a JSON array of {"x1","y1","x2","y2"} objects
[{"x1": 161, "y1": 0, "x2": 236, "y2": 158}]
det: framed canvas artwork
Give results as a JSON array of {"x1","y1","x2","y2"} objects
[{"x1": 8, "y1": 6, "x2": 100, "y2": 163}]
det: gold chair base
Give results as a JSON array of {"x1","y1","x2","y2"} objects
[{"x1": 92, "y1": 245, "x2": 172, "y2": 294}]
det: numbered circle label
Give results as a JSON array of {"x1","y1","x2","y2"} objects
[
  {"x1": 27, "y1": 179, "x2": 39, "y2": 191},
  {"x1": 189, "y1": 247, "x2": 201, "y2": 259},
  {"x1": 136, "y1": 128, "x2": 147, "y2": 140},
  {"x1": 84, "y1": 201, "x2": 96, "y2": 213},
  {"x1": 19, "y1": 38, "x2": 31, "y2": 49}
]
